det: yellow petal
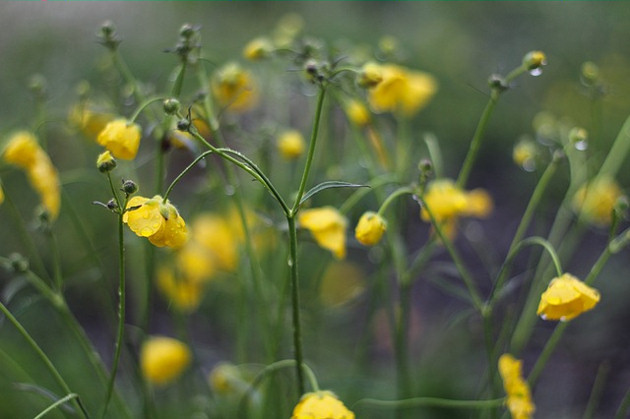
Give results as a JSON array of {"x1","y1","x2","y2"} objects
[{"x1": 124, "y1": 197, "x2": 164, "y2": 237}]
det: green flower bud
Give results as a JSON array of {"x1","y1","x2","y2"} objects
[
  {"x1": 121, "y1": 179, "x2": 138, "y2": 195},
  {"x1": 163, "y1": 98, "x2": 181, "y2": 115}
]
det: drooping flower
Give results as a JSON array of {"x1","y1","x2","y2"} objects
[
  {"x1": 537, "y1": 273, "x2": 600, "y2": 321},
  {"x1": 292, "y1": 391, "x2": 355, "y2": 419},
  {"x1": 420, "y1": 179, "x2": 492, "y2": 239},
  {"x1": 211, "y1": 62, "x2": 259, "y2": 113},
  {"x1": 513, "y1": 139, "x2": 538, "y2": 171},
  {"x1": 96, "y1": 119, "x2": 141, "y2": 160},
  {"x1": 140, "y1": 336, "x2": 192, "y2": 386},
  {"x1": 343, "y1": 99, "x2": 371, "y2": 127},
  {"x1": 355, "y1": 211, "x2": 387, "y2": 246},
  {"x1": 498, "y1": 354, "x2": 535, "y2": 419},
  {"x1": 277, "y1": 129, "x2": 306, "y2": 160},
  {"x1": 299, "y1": 207, "x2": 347, "y2": 259},
  {"x1": 96, "y1": 150, "x2": 117, "y2": 173},
  {"x1": 68, "y1": 102, "x2": 115, "y2": 140},
  {"x1": 368, "y1": 64, "x2": 437, "y2": 117},
  {"x1": 193, "y1": 213, "x2": 240, "y2": 272},
  {"x1": 157, "y1": 267, "x2": 203, "y2": 312},
  {"x1": 3, "y1": 131, "x2": 60, "y2": 219},
  {"x1": 572, "y1": 176, "x2": 623, "y2": 226},
  {"x1": 123, "y1": 195, "x2": 188, "y2": 249}
]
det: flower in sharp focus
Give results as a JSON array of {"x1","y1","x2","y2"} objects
[
  {"x1": 498, "y1": 354, "x2": 535, "y2": 419},
  {"x1": 367, "y1": 64, "x2": 438, "y2": 117},
  {"x1": 537, "y1": 273, "x2": 600, "y2": 321},
  {"x1": 277, "y1": 129, "x2": 306, "y2": 160},
  {"x1": 292, "y1": 391, "x2": 355, "y2": 419},
  {"x1": 355, "y1": 211, "x2": 387, "y2": 246},
  {"x1": 96, "y1": 118, "x2": 141, "y2": 160},
  {"x1": 211, "y1": 62, "x2": 259, "y2": 113},
  {"x1": 140, "y1": 336, "x2": 191, "y2": 386},
  {"x1": 572, "y1": 176, "x2": 623, "y2": 226},
  {"x1": 299, "y1": 207, "x2": 347, "y2": 259},
  {"x1": 123, "y1": 195, "x2": 188, "y2": 249}
]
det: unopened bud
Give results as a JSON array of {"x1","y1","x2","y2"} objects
[
  {"x1": 176, "y1": 118, "x2": 191, "y2": 131},
  {"x1": 163, "y1": 98, "x2": 181, "y2": 115},
  {"x1": 357, "y1": 62, "x2": 383, "y2": 88},
  {"x1": 121, "y1": 179, "x2": 138, "y2": 195},
  {"x1": 569, "y1": 127, "x2": 588, "y2": 147},
  {"x1": 8, "y1": 253, "x2": 29, "y2": 273},
  {"x1": 488, "y1": 74, "x2": 508, "y2": 91},
  {"x1": 581, "y1": 61, "x2": 600, "y2": 85},
  {"x1": 97, "y1": 151, "x2": 117, "y2": 173},
  {"x1": 107, "y1": 199, "x2": 118, "y2": 211},
  {"x1": 179, "y1": 23, "x2": 195, "y2": 39},
  {"x1": 523, "y1": 51, "x2": 547, "y2": 71}
]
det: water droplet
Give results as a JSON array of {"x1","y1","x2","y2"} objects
[
  {"x1": 287, "y1": 258, "x2": 294, "y2": 268},
  {"x1": 529, "y1": 68, "x2": 543, "y2": 77},
  {"x1": 574, "y1": 140, "x2": 588, "y2": 151},
  {"x1": 224, "y1": 185, "x2": 235, "y2": 196},
  {"x1": 560, "y1": 316, "x2": 567, "y2": 322},
  {"x1": 523, "y1": 160, "x2": 536, "y2": 172}
]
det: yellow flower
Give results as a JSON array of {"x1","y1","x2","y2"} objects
[
  {"x1": 68, "y1": 102, "x2": 115, "y2": 140},
  {"x1": 537, "y1": 273, "x2": 600, "y2": 321},
  {"x1": 355, "y1": 211, "x2": 387, "y2": 246},
  {"x1": 96, "y1": 150, "x2": 116, "y2": 172},
  {"x1": 243, "y1": 37, "x2": 273, "y2": 60},
  {"x1": 176, "y1": 242, "x2": 216, "y2": 283},
  {"x1": 498, "y1": 354, "x2": 535, "y2": 419},
  {"x1": 193, "y1": 214, "x2": 240, "y2": 271},
  {"x1": 211, "y1": 62, "x2": 259, "y2": 113},
  {"x1": 523, "y1": 50, "x2": 547, "y2": 71},
  {"x1": 3, "y1": 131, "x2": 60, "y2": 219},
  {"x1": 277, "y1": 129, "x2": 306, "y2": 160},
  {"x1": 140, "y1": 336, "x2": 191, "y2": 386},
  {"x1": 123, "y1": 195, "x2": 188, "y2": 249},
  {"x1": 368, "y1": 64, "x2": 437, "y2": 117},
  {"x1": 420, "y1": 179, "x2": 492, "y2": 239},
  {"x1": 0, "y1": 182, "x2": 4, "y2": 205},
  {"x1": 572, "y1": 176, "x2": 622, "y2": 226},
  {"x1": 344, "y1": 99, "x2": 371, "y2": 127},
  {"x1": 299, "y1": 207, "x2": 347, "y2": 259},
  {"x1": 208, "y1": 362, "x2": 246, "y2": 395},
  {"x1": 357, "y1": 62, "x2": 383, "y2": 88},
  {"x1": 292, "y1": 391, "x2": 355, "y2": 419},
  {"x1": 513, "y1": 139, "x2": 537, "y2": 171},
  {"x1": 96, "y1": 119, "x2": 141, "y2": 160},
  {"x1": 157, "y1": 267, "x2": 203, "y2": 312}
]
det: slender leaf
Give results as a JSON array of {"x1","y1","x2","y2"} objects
[{"x1": 299, "y1": 181, "x2": 368, "y2": 207}]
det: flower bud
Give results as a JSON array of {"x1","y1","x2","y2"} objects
[
  {"x1": 177, "y1": 118, "x2": 191, "y2": 132},
  {"x1": 179, "y1": 23, "x2": 195, "y2": 39},
  {"x1": 121, "y1": 179, "x2": 138, "y2": 195},
  {"x1": 581, "y1": 61, "x2": 600, "y2": 85},
  {"x1": 99, "y1": 20, "x2": 121, "y2": 50},
  {"x1": 28, "y1": 74, "x2": 47, "y2": 99},
  {"x1": 163, "y1": 98, "x2": 181, "y2": 115},
  {"x1": 8, "y1": 253, "x2": 29, "y2": 274},
  {"x1": 523, "y1": 51, "x2": 547, "y2": 71},
  {"x1": 418, "y1": 158, "x2": 433, "y2": 175},
  {"x1": 355, "y1": 211, "x2": 387, "y2": 246},
  {"x1": 97, "y1": 150, "x2": 117, "y2": 173},
  {"x1": 569, "y1": 127, "x2": 588, "y2": 144},
  {"x1": 357, "y1": 62, "x2": 383, "y2": 88},
  {"x1": 107, "y1": 198, "x2": 118, "y2": 211},
  {"x1": 488, "y1": 74, "x2": 508, "y2": 91}
]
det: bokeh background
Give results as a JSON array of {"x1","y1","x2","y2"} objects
[{"x1": 1, "y1": 2, "x2": 630, "y2": 418}]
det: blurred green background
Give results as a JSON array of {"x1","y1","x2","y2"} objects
[{"x1": 1, "y1": 2, "x2": 630, "y2": 418}]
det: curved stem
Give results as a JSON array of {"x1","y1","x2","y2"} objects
[
  {"x1": 129, "y1": 96, "x2": 166, "y2": 123},
  {"x1": 162, "y1": 150, "x2": 215, "y2": 202},
  {"x1": 353, "y1": 396, "x2": 505, "y2": 411},
  {"x1": 378, "y1": 186, "x2": 415, "y2": 216}
]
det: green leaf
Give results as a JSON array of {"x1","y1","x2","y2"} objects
[{"x1": 299, "y1": 181, "x2": 368, "y2": 207}]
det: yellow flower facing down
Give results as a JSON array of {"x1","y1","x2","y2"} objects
[
  {"x1": 96, "y1": 119, "x2": 141, "y2": 160},
  {"x1": 211, "y1": 62, "x2": 259, "y2": 113},
  {"x1": 68, "y1": 102, "x2": 115, "y2": 140},
  {"x1": 157, "y1": 267, "x2": 203, "y2": 312},
  {"x1": 368, "y1": 64, "x2": 437, "y2": 117},
  {"x1": 123, "y1": 195, "x2": 188, "y2": 249},
  {"x1": 3, "y1": 131, "x2": 60, "y2": 219},
  {"x1": 141, "y1": 336, "x2": 191, "y2": 386},
  {"x1": 355, "y1": 211, "x2": 387, "y2": 246},
  {"x1": 537, "y1": 273, "x2": 600, "y2": 321},
  {"x1": 344, "y1": 99, "x2": 371, "y2": 127},
  {"x1": 243, "y1": 37, "x2": 273, "y2": 60},
  {"x1": 292, "y1": 391, "x2": 355, "y2": 419},
  {"x1": 193, "y1": 214, "x2": 240, "y2": 272},
  {"x1": 513, "y1": 139, "x2": 538, "y2": 171},
  {"x1": 498, "y1": 354, "x2": 535, "y2": 419},
  {"x1": 572, "y1": 177, "x2": 623, "y2": 226},
  {"x1": 277, "y1": 129, "x2": 306, "y2": 160},
  {"x1": 299, "y1": 207, "x2": 347, "y2": 259}
]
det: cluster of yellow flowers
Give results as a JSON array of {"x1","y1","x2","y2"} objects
[
  {"x1": 537, "y1": 273, "x2": 600, "y2": 321},
  {"x1": 498, "y1": 354, "x2": 535, "y2": 419},
  {"x1": 3, "y1": 131, "x2": 60, "y2": 219}
]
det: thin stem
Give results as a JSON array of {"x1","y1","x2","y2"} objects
[
  {"x1": 162, "y1": 150, "x2": 215, "y2": 202},
  {"x1": 129, "y1": 97, "x2": 166, "y2": 124},
  {"x1": 287, "y1": 216, "x2": 305, "y2": 395},
  {"x1": 353, "y1": 397, "x2": 505, "y2": 410},
  {"x1": 171, "y1": 61, "x2": 187, "y2": 98},
  {"x1": 527, "y1": 321, "x2": 568, "y2": 387},
  {"x1": 291, "y1": 85, "x2": 327, "y2": 215},
  {"x1": 598, "y1": 114, "x2": 630, "y2": 178},
  {"x1": 378, "y1": 186, "x2": 415, "y2": 216},
  {"x1": 583, "y1": 362, "x2": 609, "y2": 419},
  {"x1": 0, "y1": 301, "x2": 88, "y2": 419},
  {"x1": 34, "y1": 393, "x2": 81, "y2": 419},
  {"x1": 615, "y1": 387, "x2": 630, "y2": 419}
]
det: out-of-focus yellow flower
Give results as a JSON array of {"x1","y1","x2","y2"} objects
[
  {"x1": 3, "y1": 131, "x2": 60, "y2": 219},
  {"x1": 537, "y1": 273, "x2": 600, "y2": 321},
  {"x1": 157, "y1": 267, "x2": 203, "y2": 312},
  {"x1": 140, "y1": 336, "x2": 191, "y2": 386},
  {"x1": 420, "y1": 179, "x2": 492, "y2": 239},
  {"x1": 572, "y1": 177, "x2": 623, "y2": 226},
  {"x1": 355, "y1": 211, "x2": 387, "y2": 246},
  {"x1": 344, "y1": 99, "x2": 371, "y2": 127},
  {"x1": 292, "y1": 391, "x2": 355, "y2": 419},
  {"x1": 96, "y1": 150, "x2": 117, "y2": 173},
  {"x1": 319, "y1": 262, "x2": 365, "y2": 307},
  {"x1": 368, "y1": 64, "x2": 437, "y2": 117},
  {"x1": 523, "y1": 50, "x2": 547, "y2": 71},
  {"x1": 208, "y1": 362, "x2": 246, "y2": 395},
  {"x1": 193, "y1": 214, "x2": 240, "y2": 271},
  {"x1": 299, "y1": 207, "x2": 347, "y2": 259},
  {"x1": 123, "y1": 195, "x2": 188, "y2": 249},
  {"x1": 277, "y1": 129, "x2": 306, "y2": 160},
  {"x1": 0, "y1": 182, "x2": 4, "y2": 205},
  {"x1": 211, "y1": 62, "x2": 259, "y2": 113},
  {"x1": 498, "y1": 354, "x2": 535, "y2": 419},
  {"x1": 357, "y1": 62, "x2": 383, "y2": 88},
  {"x1": 273, "y1": 13, "x2": 304, "y2": 48},
  {"x1": 69, "y1": 103, "x2": 115, "y2": 140},
  {"x1": 243, "y1": 37, "x2": 273, "y2": 60},
  {"x1": 176, "y1": 242, "x2": 216, "y2": 283},
  {"x1": 513, "y1": 139, "x2": 538, "y2": 171},
  {"x1": 96, "y1": 119, "x2": 141, "y2": 160}
]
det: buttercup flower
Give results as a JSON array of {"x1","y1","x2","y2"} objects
[
  {"x1": 523, "y1": 50, "x2": 547, "y2": 71},
  {"x1": 243, "y1": 37, "x2": 273, "y2": 60},
  {"x1": 208, "y1": 362, "x2": 246, "y2": 395},
  {"x1": 572, "y1": 176, "x2": 623, "y2": 226},
  {"x1": 123, "y1": 195, "x2": 188, "y2": 248},
  {"x1": 299, "y1": 207, "x2": 347, "y2": 259},
  {"x1": 69, "y1": 102, "x2": 115, "y2": 140},
  {"x1": 292, "y1": 391, "x2": 355, "y2": 419},
  {"x1": 157, "y1": 267, "x2": 203, "y2": 312},
  {"x1": 96, "y1": 119, "x2": 141, "y2": 160},
  {"x1": 499, "y1": 354, "x2": 535, "y2": 419},
  {"x1": 277, "y1": 129, "x2": 306, "y2": 160},
  {"x1": 355, "y1": 211, "x2": 387, "y2": 246},
  {"x1": 193, "y1": 213, "x2": 240, "y2": 271},
  {"x1": 368, "y1": 64, "x2": 437, "y2": 117},
  {"x1": 343, "y1": 99, "x2": 371, "y2": 127},
  {"x1": 420, "y1": 179, "x2": 492, "y2": 239},
  {"x1": 537, "y1": 273, "x2": 600, "y2": 321},
  {"x1": 357, "y1": 62, "x2": 383, "y2": 88},
  {"x1": 3, "y1": 131, "x2": 60, "y2": 219},
  {"x1": 513, "y1": 139, "x2": 537, "y2": 171},
  {"x1": 211, "y1": 62, "x2": 259, "y2": 113},
  {"x1": 96, "y1": 150, "x2": 116, "y2": 173},
  {"x1": 140, "y1": 336, "x2": 191, "y2": 386}
]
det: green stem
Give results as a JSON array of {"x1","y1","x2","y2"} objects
[
  {"x1": 291, "y1": 85, "x2": 327, "y2": 215},
  {"x1": 378, "y1": 187, "x2": 415, "y2": 216},
  {"x1": 527, "y1": 321, "x2": 568, "y2": 386},
  {"x1": 34, "y1": 393, "x2": 81, "y2": 419},
  {"x1": 129, "y1": 97, "x2": 166, "y2": 124},
  {"x1": 0, "y1": 301, "x2": 88, "y2": 418},
  {"x1": 583, "y1": 362, "x2": 609, "y2": 419},
  {"x1": 287, "y1": 216, "x2": 305, "y2": 395},
  {"x1": 354, "y1": 397, "x2": 505, "y2": 410},
  {"x1": 615, "y1": 387, "x2": 630, "y2": 419},
  {"x1": 598, "y1": 114, "x2": 630, "y2": 178},
  {"x1": 162, "y1": 150, "x2": 215, "y2": 202},
  {"x1": 171, "y1": 61, "x2": 187, "y2": 98},
  {"x1": 395, "y1": 282, "x2": 413, "y2": 400}
]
